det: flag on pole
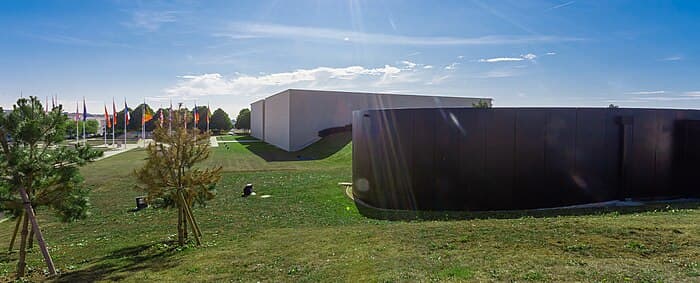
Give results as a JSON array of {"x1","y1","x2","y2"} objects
[
  {"x1": 143, "y1": 106, "x2": 154, "y2": 125},
  {"x1": 82, "y1": 98, "x2": 87, "y2": 143},
  {"x1": 112, "y1": 99, "x2": 117, "y2": 128},
  {"x1": 193, "y1": 104, "x2": 199, "y2": 125},
  {"x1": 75, "y1": 102, "x2": 81, "y2": 121},
  {"x1": 159, "y1": 109, "x2": 164, "y2": 127},
  {"x1": 104, "y1": 105, "x2": 111, "y2": 128},
  {"x1": 52, "y1": 95, "x2": 56, "y2": 109},
  {"x1": 206, "y1": 103, "x2": 211, "y2": 132},
  {"x1": 82, "y1": 98, "x2": 88, "y2": 121},
  {"x1": 124, "y1": 101, "x2": 130, "y2": 125}
]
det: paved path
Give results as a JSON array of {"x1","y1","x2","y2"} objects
[
  {"x1": 210, "y1": 137, "x2": 261, "y2": 147},
  {"x1": 94, "y1": 144, "x2": 139, "y2": 161}
]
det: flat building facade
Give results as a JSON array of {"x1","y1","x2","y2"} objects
[{"x1": 251, "y1": 89, "x2": 491, "y2": 151}]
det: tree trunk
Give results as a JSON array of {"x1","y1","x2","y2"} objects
[
  {"x1": 8, "y1": 212, "x2": 22, "y2": 251},
  {"x1": 28, "y1": 225, "x2": 35, "y2": 250},
  {"x1": 183, "y1": 211, "x2": 188, "y2": 241},
  {"x1": 18, "y1": 186, "x2": 56, "y2": 276},
  {"x1": 16, "y1": 214, "x2": 28, "y2": 278},
  {"x1": 177, "y1": 206, "x2": 184, "y2": 246}
]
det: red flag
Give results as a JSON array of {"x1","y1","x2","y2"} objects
[
  {"x1": 112, "y1": 99, "x2": 117, "y2": 127},
  {"x1": 104, "y1": 105, "x2": 111, "y2": 128}
]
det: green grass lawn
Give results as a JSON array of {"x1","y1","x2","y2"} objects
[
  {"x1": 215, "y1": 135, "x2": 258, "y2": 141},
  {"x1": 1, "y1": 132, "x2": 699, "y2": 282}
]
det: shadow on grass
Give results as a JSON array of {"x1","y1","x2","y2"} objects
[
  {"x1": 355, "y1": 198, "x2": 700, "y2": 221},
  {"x1": 53, "y1": 241, "x2": 182, "y2": 282},
  {"x1": 239, "y1": 132, "x2": 351, "y2": 162}
]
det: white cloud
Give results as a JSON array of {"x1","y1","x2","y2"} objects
[
  {"x1": 423, "y1": 65, "x2": 434, "y2": 69},
  {"x1": 444, "y1": 62, "x2": 460, "y2": 70},
  {"x1": 216, "y1": 22, "x2": 585, "y2": 46},
  {"x1": 546, "y1": 1, "x2": 575, "y2": 11},
  {"x1": 478, "y1": 53, "x2": 537, "y2": 63},
  {"x1": 124, "y1": 10, "x2": 179, "y2": 32},
  {"x1": 684, "y1": 91, "x2": 700, "y2": 96},
  {"x1": 165, "y1": 64, "x2": 410, "y2": 98},
  {"x1": 457, "y1": 55, "x2": 464, "y2": 59},
  {"x1": 661, "y1": 56, "x2": 683, "y2": 61},
  {"x1": 625, "y1": 90, "x2": 666, "y2": 95},
  {"x1": 546, "y1": 52, "x2": 557, "y2": 55},
  {"x1": 521, "y1": 53, "x2": 537, "y2": 60},
  {"x1": 400, "y1": 60, "x2": 417, "y2": 69}
]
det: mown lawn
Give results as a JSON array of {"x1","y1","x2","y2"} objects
[{"x1": 1, "y1": 132, "x2": 699, "y2": 282}]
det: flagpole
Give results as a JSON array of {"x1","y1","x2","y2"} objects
[
  {"x1": 82, "y1": 97, "x2": 86, "y2": 145},
  {"x1": 169, "y1": 99, "x2": 172, "y2": 135},
  {"x1": 207, "y1": 102, "x2": 210, "y2": 133},
  {"x1": 75, "y1": 101, "x2": 79, "y2": 145},
  {"x1": 124, "y1": 98, "x2": 127, "y2": 147},
  {"x1": 112, "y1": 97, "x2": 116, "y2": 146},
  {"x1": 142, "y1": 99, "x2": 146, "y2": 141}
]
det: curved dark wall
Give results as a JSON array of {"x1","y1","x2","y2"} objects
[{"x1": 352, "y1": 108, "x2": 700, "y2": 211}]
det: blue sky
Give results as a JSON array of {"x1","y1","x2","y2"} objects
[{"x1": 1, "y1": 0, "x2": 700, "y2": 114}]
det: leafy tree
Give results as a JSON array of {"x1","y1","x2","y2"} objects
[
  {"x1": 63, "y1": 120, "x2": 100, "y2": 137},
  {"x1": 609, "y1": 104, "x2": 619, "y2": 108},
  {"x1": 234, "y1": 108, "x2": 250, "y2": 129},
  {"x1": 0, "y1": 97, "x2": 101, "y2": 278},
  {"x1": 85, "y1": 120, "x2": 99, "y2": 135},
  {"x1": 134, "y1": 108, "x2": 222, "y2": 246},
  {"x1": 472, "y1": 100, "x2": 492, "y2": 109},
  {"x1": 210, "y1": 108, "x2": 233, "y2": 132}
]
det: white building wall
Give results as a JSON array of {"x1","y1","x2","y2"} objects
[
  {"x1": 287, "y1": 89, "x2": 490, "y2": 151},
  {"x1": 262, "y1": 90, "x2": 291, "y2": 151},
  {"x1": 250, "y1": 99, "x2": 265, "y2": 140}
]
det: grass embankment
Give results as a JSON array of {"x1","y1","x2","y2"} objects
[{"x1": 1, "y1": 132, "x2": 699, "y2": 282}]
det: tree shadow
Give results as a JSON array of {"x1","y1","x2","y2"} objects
[
  {"x1": 355, "y1": 198, "x2": 700, "y2": 221},
  {"x1": 53, "y1": 241, "x2": 182, "y2": 282},
  {"x1": 237, "y1": 132, "x2": 351, "y2": 162}
]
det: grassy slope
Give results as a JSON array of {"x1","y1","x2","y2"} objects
[{"x1": 0, "y1": 132, "x2": 699, "y2": 282}]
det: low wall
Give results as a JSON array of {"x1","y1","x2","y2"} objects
[{"x1": 352, "y1": 108, "x2": 700, "y2": 212}]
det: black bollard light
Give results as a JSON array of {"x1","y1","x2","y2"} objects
[
  {"x1": 242, "y1": 184, "x2": 253, "y2": 197},
  {"x1": 135, "y1": 196, "x2": 148, "y2": 210}
]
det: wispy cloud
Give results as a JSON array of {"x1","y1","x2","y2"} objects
[
  {"x1": 124, "y1": 10, "x2": 180, "y2": 32},
  {"x1": 625, "y1": 90, "x2": 666, "y2": 95},
  {"x1": 423, "y1": 65, "x2": 434, "y2": 69},
  {"x1": 546, "y1": 1, "x2": 575, "y2": 11},
  {"x1": 215, "y1": 22, "x2": 585, "y2": 46},
  {"x1": 22, "y1": 33, "x2": 130, "y2": 48},
  {"x1": 661, "y1": 56, "x2": 683, "y2": 61},
  {"x1": 546, "y1": 52, "x2": 557, "y2": 55},
  {"x1": 684, "y1": 91, "x2": 700, "y2": 96},
  {"x1": 444, "y1": 62, "x2": 460, "y2": 70},
  {"x1": 478, "y1": 53, "x2": 537, "y2": 63}
]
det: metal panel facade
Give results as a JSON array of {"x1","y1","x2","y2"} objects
[{"x1": 352, "y1": 108, "x2": 700, "y2": 212}]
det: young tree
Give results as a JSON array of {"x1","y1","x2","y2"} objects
[
  {"x1": 234, "y1": 108, "x2": 250, "y2": 129},
  {"x1": 134, "y1": 108, "x2": 222, "y2": 246},
  {"x1": 0, "y1": 97, "x2": 101, "y2": 278},
  {"x1": 210, "y1": 108, "x2": 233, "y2": 133}
]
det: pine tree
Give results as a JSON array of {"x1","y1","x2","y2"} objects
[
  {"x1": 0, "y1": 97, "x2": 101, "y2": 278},
  {"x1": 134, "y1": 108, "x2": 222, "y2": 246}
]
